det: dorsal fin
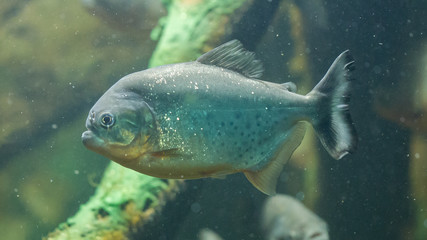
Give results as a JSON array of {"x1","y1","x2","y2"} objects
[{"x1": 196, "y1": 40, "x2": 264, "y2": 79}]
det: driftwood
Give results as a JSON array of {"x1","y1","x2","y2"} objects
[{"x1": 45, "y1": 163, "x2": 184, "y2": 239}]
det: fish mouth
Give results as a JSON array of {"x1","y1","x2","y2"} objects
[
  {"x1": 82, "y1": 129, "x2": 108, "y2": 156},
  {"x1": 81, "y1": 130, "x2": 95, "y2": 147},
  {"x1": 81, "y1": 130, "x2": 105, "y2": 150}
]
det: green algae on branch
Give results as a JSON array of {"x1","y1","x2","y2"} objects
[
  {"x1": 46, "y1": 163, "x2": 183, "y2": 240},
  {"x1": 149, "y1": 0, "x2": 247, "y2": 67}
]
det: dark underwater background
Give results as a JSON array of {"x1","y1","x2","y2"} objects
[{"x1": 0, "y1": 0, "x2": 426, "y2": 239}]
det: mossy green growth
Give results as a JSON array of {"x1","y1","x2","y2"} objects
[
  {"x1": 39, "y1": 116, "x2": 179, "y2": 240},
  {"x1": 149, "y1": 0, "x2": 247, "y2": 67},
  {"x1": 47, "y1": 163, "x2": 173, "y2": 240}
]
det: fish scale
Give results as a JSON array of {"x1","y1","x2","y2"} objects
[{"x1": 157, "y1": 107, "x2": 285, "y2": 170}]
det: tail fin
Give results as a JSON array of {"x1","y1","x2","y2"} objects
[{"x1": 307, "y1": 50, "x2": 357, "y2": 159}]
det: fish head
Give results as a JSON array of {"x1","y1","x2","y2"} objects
[{"x1": 82, "y1": 92, "x2": 157, "y2": 163}]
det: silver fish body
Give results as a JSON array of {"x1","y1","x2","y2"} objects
[
  {"x1": 111, "y1": 62, "x2": 310, "y2": 168},
  {"x1": 262, "y1": 195, "x2": 329, "y2": 240},
  {"x1": 82, "y1": 40, "x2": 357, "y2": 194}
]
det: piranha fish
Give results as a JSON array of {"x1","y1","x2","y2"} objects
[
  {"x1": 261, "y1": 194, "x2": 329, "y2": 240},
  {"x1": 82, "y1": 40, "x2": 357, "y2": 195}
]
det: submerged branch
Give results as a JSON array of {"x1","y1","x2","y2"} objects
[{"x1": 45, "y1": 163, "x2": 183, "y2": 239}]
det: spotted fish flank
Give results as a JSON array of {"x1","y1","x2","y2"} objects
[{"x1": 82, "y1": 40, "x2": 357, "y2": 195}]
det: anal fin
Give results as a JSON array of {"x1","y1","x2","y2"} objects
[
  {"x1": 244, "y1": 122, "x2": 307, "y2": 195},
  {"x1": 211, "y1": 174, "x2": 227, "y2": 180}
]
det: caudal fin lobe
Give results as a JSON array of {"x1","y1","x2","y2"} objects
[{"x1": 308, "y1": 50, "x2": 357, "y2": 159}]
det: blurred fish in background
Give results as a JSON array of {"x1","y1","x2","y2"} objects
[
  {"x1": 198, "y1": 228, "x2": 224, "y2": 240},
  {"x1": 262, "y1": 194, "x2": 329, "y2": 240}
]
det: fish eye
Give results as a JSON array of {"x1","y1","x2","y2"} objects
[{"x1": 100, "y1": 112, "x2": 115, "y2": 128}]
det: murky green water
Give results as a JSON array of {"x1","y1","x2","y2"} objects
[{"x1": 0, "y1": 1, "x2": 426, "y2": 239}]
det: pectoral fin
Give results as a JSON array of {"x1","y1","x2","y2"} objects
[
  {"x1": 149, "y1": 148, "x2": 183, "y2": 158},
  {"x1": 244, "y1": 122, "x2": 307, "y2": 195}
]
